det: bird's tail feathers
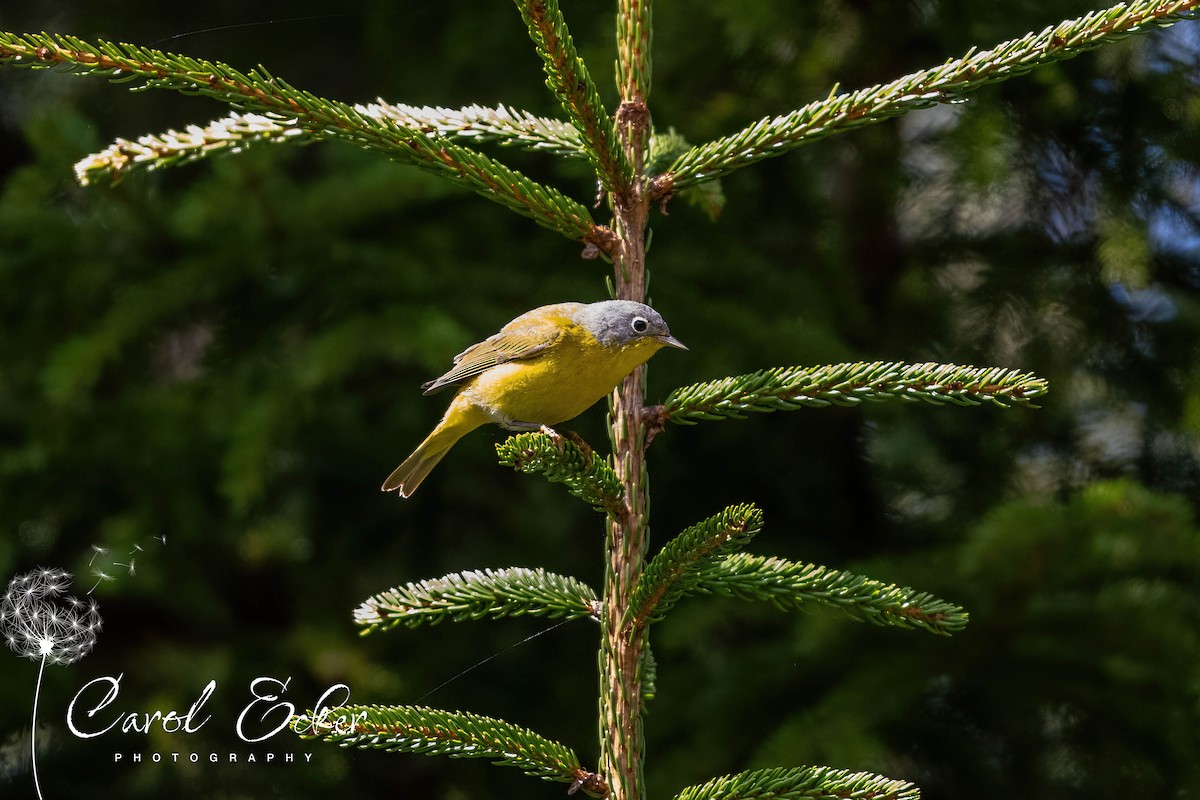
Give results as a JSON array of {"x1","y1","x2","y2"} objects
[{"x1": 382, "y1": 402, "x2": 487, "y2": 497}]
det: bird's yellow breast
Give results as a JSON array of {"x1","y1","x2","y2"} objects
[{"x1": 459, "y1": 320, "x2": 659, "y2": 427}]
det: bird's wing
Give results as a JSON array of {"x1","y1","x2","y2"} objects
[{"x1": 420, "y1": 306, "x2": 578, "y2": 394}]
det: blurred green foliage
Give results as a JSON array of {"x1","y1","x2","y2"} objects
[{"x1": 0, "y1": 1, "x2": 1198, "y2": 799}]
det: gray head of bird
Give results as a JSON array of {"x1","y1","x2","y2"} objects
[{"x1": 577, "y1": 300, "x2": 687, "y2": 351}]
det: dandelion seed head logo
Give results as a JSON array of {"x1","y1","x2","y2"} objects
[
  {"x1": 0, "y1": 568, "x2": 102, "y2": 666},
  {"x1": 2, "y1": 568, "x2": 103, "y2": 800}
]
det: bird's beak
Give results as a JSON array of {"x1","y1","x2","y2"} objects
[{"x1": 657, "y1": 334, "x2": 688, "y2": 351}]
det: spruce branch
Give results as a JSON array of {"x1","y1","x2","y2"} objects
[
  {"x1": 75, "y1": 112, "x2": 306, "y2": 183},
  {"x1": 627, "y1": 504, "x2": 764, "y2": 629},
  {"x1": 672, "y1": 765, "x2": 919, "y2": 800},
  {"x1": 662, "y1": 361, "x2": 1049, "y2": 426},
  {"x1": 512, "y1": 0, "x2": 630, "y2": 191},
  {"x1": 353, "y1": 568, "x2": 598, "y2": 634},
  {"x1": 654, "y1": 0, "x2": 1200, "y2": 195},
  {"x1": 0, "y1": 32, "x2": 613, "y2": 250},
  {"x1": 368, "y1": 101, "x2": 586, "y2": 155},
  {"x1": 698, "y1": 554, "x2": 968, "y2": 636},
  {"x1": 496, "y1": 433, "x2": 626, "y2": 520},
  {"x1": 76, "y1": 103, "x2": 587, "y2": 184},
  {"x1": 616, "y1": 0, "x2": 652, "y2": 102},
  {"x1": 293, "y1": 704, "x2": 606, "y2": 794}
]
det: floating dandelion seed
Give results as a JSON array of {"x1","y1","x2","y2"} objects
[
  {"x1": 1, "y1": 568, "x2": 102, "y2": 800},
  {"x1": 88, "y1": 568, "x2": 114, "y2": 595},
  {"x1": 87, "y1": 545, "x2": 108, "y2": 566},
  {"x1": 115, "y1": 559, "x2": 136, "y2": 577},
  {"x1": 129, "y1": 544, "x2": 144, "y2": 554},
  {"x1": 155, "y1": 534, "x2": 166, "y2": 546}
]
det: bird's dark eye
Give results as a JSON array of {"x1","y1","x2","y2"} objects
[{"x1": 631, "y1": 316, "x2": 649, "y2": 333}]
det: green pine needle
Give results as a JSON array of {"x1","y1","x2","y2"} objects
[
  {"x1": 512, "y1": 0, "x2": 630, "y2": 190},
  {"x1": 672, "y1": 765, "x2": 920, "y2": 800},
  {"x1": 657, "y1": 0, "x2": 1200, "y2": 194},
  {"x1": 292, "y1": 704, "x2": 603, "y2": 793},
  {"x1": 664, "y1": 361, "x2": 1049, "y2": 425},
  {"x1": 0, "y1": 32, "x2": 611, "y2": 248},
  {"x1": 698, "y1": 553, "x2": 968, "y2": 636},
  {"x1": 354, "y1": 567, "x2": 599, "y2": 634},
  {"x1": 640, "y1": 646, "x2": 657, "y2": 703},
  {"x1": 628, "y1": 504, "x2": 764, "y2": 628},
  {"x1": 496, "y1": 433, "x2": 626, "y2": 519}
]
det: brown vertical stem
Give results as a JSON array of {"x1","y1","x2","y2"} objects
[
  {"x1": 600, "y1": 3, "x2": 653, "y2": 800},
  {"x1": 599, "y1": 359, "x2": 648, "y2": 800}
]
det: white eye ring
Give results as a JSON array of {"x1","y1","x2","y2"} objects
[{"x1": 631, "y1": 316, "x2": 649, "y2": 333}]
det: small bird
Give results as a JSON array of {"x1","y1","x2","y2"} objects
[{"x1": 383, "y1": 300, "x2": 686, "y2": 497}]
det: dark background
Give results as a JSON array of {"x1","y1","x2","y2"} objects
[{"x1": 1, "y1": 2, "x2": 1198, "y2": 798}]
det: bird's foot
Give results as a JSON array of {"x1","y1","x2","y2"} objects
[{"x1": 538, "y1": 424, "x2": 566, "y2": 453}]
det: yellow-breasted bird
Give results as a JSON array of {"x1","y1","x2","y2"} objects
[{"x1": 382, "y1": 300, "x2": 686, "y2": 497}]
